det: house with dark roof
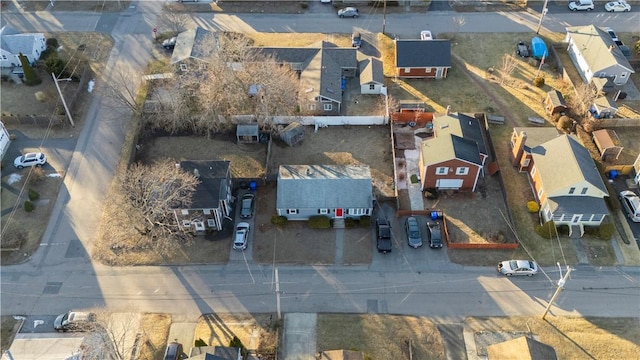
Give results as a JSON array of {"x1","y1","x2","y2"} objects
[
  {"x1": 395, "y1": 39, "x2": 451, "y2": 79},
  {"x1": 256, "y1": 41, "x2": 357, "y2": 114},
  {"x1": 276, "y1": 165, "x2": 373, "y2": 221},
  {"x1": 170, "y1": 27, "x2": 219, "y2": 71},
  {"x1": 510, "y1": 128, "x2": 609, "y2": 237},
  {"x1": 418, "y1": 112, "x2": 488, "y2": 192},
  {"x1": 174, "y1": 160, "x2": 233, "y2": 234},
  {"x1": 0, "y1": 25, "x2": 46, "y2": 68},
  {"x1": 359, "y1": 57, "x2": 384, "y2": 95},
  {"x1": 565, "y1": 25, "x2": 634, "y2": 86}
]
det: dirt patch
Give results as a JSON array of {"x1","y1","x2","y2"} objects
[
  {"x1": 137, "y1": 313, "x2": 172, "y2": 360},
  {"x1": 1, "y1": 316, "x2": 21, "y2": 352}
]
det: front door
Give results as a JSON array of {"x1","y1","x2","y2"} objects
[{"x1": 335, "y1": 208, "x2": 343, "y2": 218}]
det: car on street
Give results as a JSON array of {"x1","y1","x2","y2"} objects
[
  {"x1": 619, "y1": 191, "x2": 640, "y2": 222},
  {"x1": 233, "y1": 222, "x2": 250, "y2": 250},
  {"x1": 605, "y1": 1, "x2": 631, "y2": 12},
  {"x1": 376, "y1": 218, "x2": 392, "y2": 253},
  {"x1": 14, "y1": 152, "x2": 47, "y2": 168},
  {"x1": 420, "y1": 30, "x2": 433, "y2": 40},
  {"x1": 516, "y1": 40, "x2": 530, "y2": 57},
  {"x1": 497, "y1": 260, "x2": 539, "y2": 276},
  {"x1": 351, "y1": 32, "x2": 362, "y2": 48},
  {"x1": 568, "y1": 0, "x2": 594, "y2": 11},
  {"x1": 54, "y1": 311, "x2": 95, "y2": 332},
  {"x1": 427, "y1": 221, "x2": 443, "y2": 249},
  {"x1": 405, "y1": 216, "x2": 422, "y2": 248},
  {"x1": 240, "y1": 193, "x2": 255, "y2": 219},
  {"x1": 338, "y1": 7, "x2": 359, "y2": 18}
]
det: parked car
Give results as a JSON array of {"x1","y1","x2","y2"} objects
[
  {"x1": 619, "y1": 44, "x2": 632, "y2": 59},
  {"x1": 54, "y1": 311, "x2": 95, "y2": 332},
  {"x1": 497, "y1": 260, "x2": 539, "y2": 276},
  {"x1": 240, "y1": 193, "x2": 255, "y2": 219},
  {"x1": 376, "y1": 218, "x2": 392, "y2": 254},
  {"x1": 619, "y1": 191, "x2": 640, "y2": 222},
  {"x1": 420, "y1": 30, "x2": 433, "y2": 41},
  {"x1": 351, "y1": 32, "x2": 362, "y2": 49},
  {"x1": 568, "y1": 0, "x2": 594, "y2": 11},
  {"x1": 164, "y1": 342, "x2": 184, "y2": 360},
  {"x1": 162, "y1": 37, "x2": 177, "y2": 50},
  {"x1": 234, "y1": 222, "x2": 250, "y2": 250},
  {"x1": 427, "y1": 222, "x2": 443, "y2": 249},
  {"x1": 604, "y1": 27, "x2": 619, "y2": 43},
  {"x1": 516, "y1": 40, "x2": 530, "y2": 57},
  {"x1": 405, "y1": 216, "x2": 422, "y2": 248},
  {"x1": 14, "y1": 152, "x2": 46, "y2": 168},
  {"x1": 338, "y1": 7, "x2": 359, "y2": 18},
  {"x1": 605, "y1": 1, "x2": 631, "y2": 12}
]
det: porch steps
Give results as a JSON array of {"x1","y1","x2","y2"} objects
[{"x1": 333, "y1": 218, "x2": 345, "y2": 229}]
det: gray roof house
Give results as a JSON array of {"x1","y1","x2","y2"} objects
[
  {"x1": 395, "y1": 39, "x2": 451, "y2": 79},
  {"x1": 0, "y1": 25, "x2": 46, "y2": 68},
  {"x1": 256, "y1": 42, "x2": 358, "y2": 114},
  {"x1": 174, "y1": 160, "x2": 232, "y2": 234},
  {"x1": 276, "y1": 165, "x2": 373, "y2": 221},
  {"x1": 170, "y1": 26, "x2": 219, "y2": 70},
  {"x1": 565, "y1": 25, "x2": 634, "y2": 85},
  {"x1": 359, "y1": 57, "x2": 384, "y2": 95},
  {"x1": 510, "y1": 128, "x2": 609, "y2": 237}
]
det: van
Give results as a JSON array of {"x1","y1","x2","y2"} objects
[{"x1": 53, "y1": 311, "x2": 95, "y2": 332}]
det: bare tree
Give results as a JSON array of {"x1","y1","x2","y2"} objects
[
  {"x1": 572, "y1": 82, "x2": 597, "y2": 118},
  {"x1": 452, "y1": 15, "x2": 466, "y2": 38},
  {"x1": 158, "y1": 7, "x2": 189, "y2": 33},
  {"x1": 499, "y1": 54, "x2": 518, "y2": 86},
  {"x1": 81, "y1": 309, "x2": 142, "y2": 360},
  {"x1": 99, "y1": 67, "x2": 143, "y2": 114}
]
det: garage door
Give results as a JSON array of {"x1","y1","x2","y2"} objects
[{"x1": 436, "y1": 179, "x2": 463, "y2": 189}]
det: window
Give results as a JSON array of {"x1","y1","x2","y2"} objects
[
  {"x1": 456, "y1": 167, "x2": 469, "y2": 175},
  {"x1": 530, "y1": 166, "x2": 537, "y2": 177},
  {"x1": 182, "y1": 220, "x2": 191, "y2": 227},
  {"x1": 180, "y1": 63, "x2": 188, "y2": 72},
  {"x1": 537, "y1": 187, "x2": 544, "y2": 199},
  {"x1": 581, "y1": 187, "x2": 588, "y2": 194},
  {"x1": 287, "y1": 209, "x2": 298, "y2": 214},
  {"x1": 436, "y1": 167, "x2": 448, "y2": 175},
  {"x1": 369, "y1": 84, "x2": 376, "y2": 90},
  {"x1": 207, "y1": 219, "x2": 216, "y2": 227},
  {"x1": 349, "y1": 209, "x2": 367, "y2": 216},
  {"x1": 203, "y1": 209, "x2": 211, "y2": 215},
  {"x1": 522, "y1": 158, "x2": 530, "y2": 167},
  {"x1": 1, "y1": 55, "x2": 6, "y2": 60},
  {"x1": 308, "y1": 104, "x2": 316, "y2": 110},
  {"x1": 323, "y1": 103, "x2": 332, "y2": 111},
  {"x1": 181, "y1": 209, "x2": 189, "y2": 215},
  {"x1": 569, "y1": 187, "x2": 575, "y2": 194},
  {"x1": 318, "y1": 209, "x2": 328, "y2": 214},
  {"x1": 404, "y1": 67, "x2": 411, "y2": 72}
]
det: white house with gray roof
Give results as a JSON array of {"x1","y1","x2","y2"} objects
[
  {"x1": 565, "y1": 25, "x2": 634, "y2": 86},
  {"x1": 359, "y1": 57, "x2": 384, "y2": 95},
  {"x1": 0, "y1": 25, "x2": 46, "y2": 68},
  {"x1": 276, "y1": 165, "x2": 373, "y2": 221}
]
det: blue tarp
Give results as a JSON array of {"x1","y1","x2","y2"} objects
[{"x1": 531, "y1": 37, "x2": 548, "y2": 60}]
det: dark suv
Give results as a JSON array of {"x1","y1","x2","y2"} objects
[
  {"x1": 376, "y1": 218, "x2": 392, "y2": 253},
  {"x1": 427, "y1": 221, "x2": 443, "y2": 249}
]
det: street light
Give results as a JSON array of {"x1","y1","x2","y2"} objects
[{"x1": 536, "y1": 0, "x2": 549, "y2": 35}]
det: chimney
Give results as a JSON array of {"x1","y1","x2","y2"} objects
[
  {"x1": 609, "y1": 45, "x2": 615, "y2": 51},
  {"x1": 511, "y1": 131, "x2": 527, "y2": 167}
]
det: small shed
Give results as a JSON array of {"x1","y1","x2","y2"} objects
[
  {"x1": 545, "y1": 90, "x2": 567, "y2": 115},
  {"x1": 487, "y1": 336, "x2": 557, "y2": 360},
  {"x1": 593, "y1": 129, "x2": 623, "y2": 162},
  {"x1": 279, "y1": 121, "x2": 305, "y2": 147},
  {"x1": 236, "y1": 123, "x2": 259, "y2": 143},
  {"x1": 590, "y1": 96, "x2": 618, "y2": 119},
  {"x1": 398, "y1": 100, "x2": 426, "y2": 113}
]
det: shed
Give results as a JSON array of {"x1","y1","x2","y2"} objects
[
  {"x1": 486, "y1": 336, "x2": 557, "y2": 360},
  {"x1": 236, "y1": 123, "x2": 259, "y2": 143},
  {"x1": 593, "y1": 129, "x2": 623, "y2": 162},
  {"x1": 279, "y1": 122, "x2": 305, "y2": 147},
  {"x1": 398, "y1": 100, "x2": 427, "y2": 112},
  {"x1": 545, "y1": 90, "x2": 567, "y2": 115},
  {"x1": 590, "y1": 96, "x2": 618, "y2": 118}
]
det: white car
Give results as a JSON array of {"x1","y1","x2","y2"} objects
[
  {"x1": 619, "y1": 191, "x2": 640, "y2": 222},
  {"x1": 337, "y1": 7, "x2": 359, "y2": 18},
  {"x1": 420, "y1": 30, "x2": 433, "y2": 41},
  {"x1": 14, "y1": 152, "x2": 47, "y2": 168},
  {"x1": 568, "y1": 0, "x2": 594, "y2": 11},
  {"x1": 605, "y1": 1, "x2": 631, "y2": 12},
  {"x1": 233, "y1": 222, "x2": 250, "y2": 250},
  {"x1": 498, "y1": 260, "x2": 539, "y2": 276}
]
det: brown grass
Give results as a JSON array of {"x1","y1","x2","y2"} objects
[
  {"x1": 1, "y1": 316, "x2": 20, "y2": 352},
  {"x1": 248, "y1": 33, "x2": 351, "y2": 48},
  {"x1": 317, "y1": 314, "x2": 446, "y2": 360},
  {"x1": 136, "y1": 313, "x2": 172, "y2": 360}
]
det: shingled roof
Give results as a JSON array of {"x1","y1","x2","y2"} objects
[{"x1": 396, "y1": 39, "x2": 451, "y2": 68}]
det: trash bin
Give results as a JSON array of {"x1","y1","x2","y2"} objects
[
  {"x1": 250, "y1": 181, "x2": 257, "y2": 191},
  {"x1": 609, "y1": 170, "x2": 618, "y2": 180}
]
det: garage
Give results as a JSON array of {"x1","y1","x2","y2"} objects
[{"x1": 436, "y1": 179, "x2": 463, "y2": 189}]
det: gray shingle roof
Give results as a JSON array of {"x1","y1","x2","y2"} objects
[
  {"x1": 170, "y1": 27, "x2": 219, "y2": 64},
  {"x1": 546, "y1": 195, "x2": 609, "y2": 215},
  {"x1": 565, "y1": 25, "x2": 634, "y2": 75},
  {"x1": 433, "y1": 113, "x2": 486, "y2": 155},
  {"x1": 179, "y1": 160, "x2": 230, "y2": 209},
  {"x1": 513, "y1": 127, "x2": 567, "y2": 153},
  {"x1": 1, "y1": 33, "x2": 44, "y2": 57},
  {"x1": 277, "y1": 165, "x2": 373, "y2": 209},
  {"x1": 359, "y1": 57, "x2": 384, "y2": 85},
  {"x1": 396, "y1": 39, "x2": 451, "y2": 68}
]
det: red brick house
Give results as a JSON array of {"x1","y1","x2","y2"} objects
[
  {"x1": 395, "y1": 39, "x2": 451, "y2": 79},
  {"x1": 418, "y1": 112, "x2": 487, "y2": 192}
]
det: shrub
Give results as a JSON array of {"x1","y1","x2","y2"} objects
[
  {"x1": 599, "y1": 223, "x2": 614, "y2": 240},
  {"x1": 533, "y1": 76, "x2": 545, "y2": 87},
  {"x1": 229, "y1": 336, "x2": 245, "y2": 351},
  {"x1": 46, "y1": 38, "x2": 59, "y2": 49},
  {"x1": 410, "y1": 174, "x2": 419, "y2": 184},
  {"x1": 271, "y1": 215, "x2": 288, "y2": 226},
  {"x1": 28, "y1": 167, "x2": 46, "y2": 185},
  {"x1": 300, "y1": 2, "x2": 308, "y2": 8},
  {"x1": 24, "y1": 200, "x2": 35, "y2": 212},
  {"x1": 527, "y1": 201, "x2": 539, "y2": 213},
  {"x1": 45, "y1": 54, "x2": 66, "y2": 76},
  {"x1": 28, "y1": 188, "x2": 40, "y2": 201},
  {"x1": 344, "y1": 218, "x2": 357, "y2": 228},
  {"x1": 194, "y1": 338, "x2": 208, "y2": 347},
  {"x1": 308, "y1": 215, "x2": 331, "y2": 229},
  {"x1": 1, "y1": 223, "x2": 27, "y2": 249},
  {"x1": 359, "y1": 215, "x2": 371, "y2": 227},
  {"x1": 535, "y1": 220, "x2": 556, "y2": 239}
]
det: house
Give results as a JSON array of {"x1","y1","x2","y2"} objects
[
  {"x1": 417, "y1": 112, "x2": 488, "y2": 192},
  {"x1": 486, "y1": 336, "x2": 557, "y2": 360},
  {"x1": 359, "y1": 57, "x2": 384, "y2": 95},
  {"x1": 510, "y1": 128, "x2": 609, "y2": 237},
  {"x1": 170, "y1": 26, "x2": 219, "y2": 71},
  {"x1": 0, "y1": 25, "x2": 46, "y2": 68},
  {"x1": 189, "y1": 346, "x2": 243, "y2": 360},
  {"x1": 174, "y1": 160, "x2": 232, "y2": 234},
  {"x1": 565, "y1": 25, "x2": 634, "y2": 86},
  {"x1": 276, "y1": 165, "x2": 373, "y2": 221},
  {"x1": 395, "y1": 39, "x2": 451, "y2": 79},
  {"x1": 0, "y1": 121, "x2": 10, "y2": 160},
  {"x1": 256, "y1": 42, "x2": 357, "y2": 114}
]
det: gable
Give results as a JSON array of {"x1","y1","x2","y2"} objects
[
  {"x1": 359, "y1": 57, "x2": 384, "y2": 85},
  {"x1": 566, "y1": 25, "x2": 634, "y2": 74},
  {"x1": 433, "y1": 112, "x2": 487, "y2": 155},
  {"x1": 420, "y1": 134, "x2": 481, "y2": 167},
  {"x1": 396, "y1": 39, "x2": 451, "y2": 68}
]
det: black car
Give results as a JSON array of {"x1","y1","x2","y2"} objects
[
  {"x1": 427, "y1": 221, "x2": 443, "y2": 249},
  {"x1": 376, "y1": 218, "x2": 392, "y2": 253},
  {"x1": 516, "y1": 41, "x2": 530, "y2": 57}
]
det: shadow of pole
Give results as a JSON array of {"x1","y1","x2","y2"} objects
[{"x1": 543, "y1": 319, "x2": 596, "y2": 360}]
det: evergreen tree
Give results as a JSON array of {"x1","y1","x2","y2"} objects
[{"x1": 18, "y1": 52, "x2": 42, "y2": 86}]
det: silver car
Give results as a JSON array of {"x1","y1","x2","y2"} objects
[
  {"x1": 497, "y1": 260, "x2": 539, "y2": 276},
  {"x1": 14, "y1": 152, "x2": 47, "y2": 168},
  {"x1": 338, "y1": 7, "x2": 359, "y2": 18},
  {"x1": 619, "y1": 191, "x2": 640, "y2": 222},
  {"x1": 405, "y1": 216, "x2": 422, "y2": 248},
  {"x1": 233, "y1": 222, "x2": 250, "y2": 250}
]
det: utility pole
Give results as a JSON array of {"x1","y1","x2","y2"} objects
[
  {"x1": 536, "y1": 0, "x2": 549, "y2": 35},
  {"x1": 542, "y1": 266, "x2": 572, "y2": 320},
  {"x1": 51, "y1": 72, "x2": 75, "y2": 127},
  {"x1": 382, "y1": 0, "x2": 387, "y2": 34},
  {"x1": 275, "y1": 267, "x2": 281, "y2": 320}
]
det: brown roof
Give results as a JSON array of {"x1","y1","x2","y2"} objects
[{"x1": 486, "y1": 336, "x2": 557, "y2": 360}]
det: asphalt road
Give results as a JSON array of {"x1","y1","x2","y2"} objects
[{"x1": 1, "y1": 5, "x2": 639, "y2": 322}]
